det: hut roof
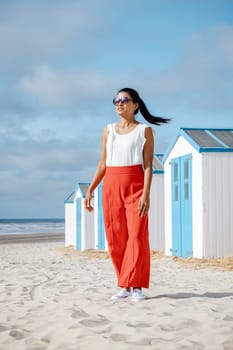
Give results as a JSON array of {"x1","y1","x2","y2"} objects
[
  {"x1": 64, "y1": 182, "x2": 91, "y2": 203},
  {"x1": 64, "y1": 191, "x2": 75, "y2": 204},
  {"x1": 163, "y1": 128, "x2": 233, "y2": 162},
  {"x1": 75, "y1": 182, "x2": 91, "y2": 198},
  {"x1": 153, "y1": 153, "x2": 164, "y2": 174}
]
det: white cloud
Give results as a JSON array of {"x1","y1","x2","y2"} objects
[
  {"x1": 19, "y1": 65, "x2": 114, "y2": 107},
  {"x1": 0, "y1": 130, "x2": 99, "y2": 216},
  {"x1": 0, "y1": 134, "x2": 98, "y2": 173},
  {"x1": 133, "y1": 24, "x2": 233, "y2": 113},
  {"x1": 0, "y1": 0, "x2": 109, "y2": 71}
]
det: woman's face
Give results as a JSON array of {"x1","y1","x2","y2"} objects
[{"x1": 113, "y1": 92, "x2": 138, "y2": 117}]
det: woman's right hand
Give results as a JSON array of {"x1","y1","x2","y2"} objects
[{"x1": 84, "y1": 191, "x2": 94, "y2": 212}]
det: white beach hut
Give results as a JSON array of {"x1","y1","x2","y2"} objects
[
  {"x1": 64, "y1": 190, "x2": 76, "y2": 247},
  {"x1": 64, "y1": 182, "x2": 95, "y2": 250},
  {"x1": 65, "y1": 152, "x2": 166, "y2": 252},
  {"x1": 163, "y1": 128, "x2": 233, "y2": 259},
  {"x1": 149, "y1": 154, "x2": 165, "y2": 251}
]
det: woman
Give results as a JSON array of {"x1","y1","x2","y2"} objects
[{"x1": 85, "y1": 88, "x2": 170, "y2": 302}]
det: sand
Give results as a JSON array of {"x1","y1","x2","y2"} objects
[{"x1": 0, "y1": 237, "x2": 233, "y2": 350}]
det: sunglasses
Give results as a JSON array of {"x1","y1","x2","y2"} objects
[{"x1": 113, "y1": 97, "x2": 133, "y2": 105}]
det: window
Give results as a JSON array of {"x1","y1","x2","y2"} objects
[
  {"x1": 175, "y1": 184, "x2": 179, "y2": 201},
  {"x1": 184, "y1": 183, "x2": 189, "y2": 200},
  {"x1": 174, "y1": 163, "x2": 178, "y2": 181},
  {"x1": 184, "y1": 160, "x2": 189, "y2": 179}
]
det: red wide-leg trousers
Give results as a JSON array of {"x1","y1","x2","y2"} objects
[{"x1": 102, "y1": 164, "x2": 150, "y2": 288}]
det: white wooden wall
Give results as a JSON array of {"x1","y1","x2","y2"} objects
[
  {"x1": 82, "y1": 202, "x2": 95, "y2": 250},
  {"x1": 202, "y1": 153, "x2": 233, "y2": 258},
  {"x1": 149, "y1": 174, "x2": 165, "y2": 251},
  {"x1": 65, "y1": 203, "x2": 76, "y2": 247},
  {"x1": 73, "y1": 188, "x2": 95, "y2": 251}
]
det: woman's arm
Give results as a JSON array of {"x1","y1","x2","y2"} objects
[
  {"x1": 84, "y1": 127, "x2": 108, "y2": 211},
  {"x1": 138, "y1": 127, "x2": 154, "y2": 217}
]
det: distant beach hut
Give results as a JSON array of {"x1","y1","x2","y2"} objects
[
  {"x1": 64, "y1": 190, "x2": 76, "y2": 247},
  {"x1": 149, "y1": 154, "x2": 165, "y2": 251},
  {"x1": 163, "y1": 128, "x2": 233, "y2": 258},
  {"x1": 64, "y1": 182, "x2": 94, "y2": 250},
  {"x1": 65, "y1": 153, "x2": 166, "y2": 252}
]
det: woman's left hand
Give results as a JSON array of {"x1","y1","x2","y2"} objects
[{"x1": 137, "y1": 195, "x2": 150, "y2": 217}]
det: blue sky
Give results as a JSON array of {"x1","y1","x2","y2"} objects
[{"x1": 0, "y1": 0, "x2": 232, "y2": 218}]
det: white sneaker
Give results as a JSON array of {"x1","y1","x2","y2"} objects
[
  {"x1": 111, "y1": 288, "x2": 132, "y2": 300},
  {"x1": 131, "y1": 288, "x2": 146, "y2": 302}
]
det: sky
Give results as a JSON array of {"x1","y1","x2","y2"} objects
[{"x1": 0, "y1": 0, "x2": 232, "y2": 218}]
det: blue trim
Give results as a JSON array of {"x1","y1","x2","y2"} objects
[
  {"x1": 97, "y1": 185, "x2": 105, "y2": 250},
  {"x1": 64, "y1": 191, "x2": 75, "y2": 204},
  {"x1": 205, "y1": 130, "x2": 229, "y2": 148},
  {"x1": 153, "y1": 170, "x2": 164, "y2": 174},
  {"x1": 154, "y1": 153, "x2": 164, "y2": 157},
  {"x1": 75, "y1": 182, "x2": 91, "y2": 198},
  {"x1": 199, "y1": 148, "x2": 233, "y2": 152},
  {"x1": 76, "y1": 198, "x2": 82, "y2": 250}
]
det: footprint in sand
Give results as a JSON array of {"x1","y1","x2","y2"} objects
[
  {"x1": 9, "y1": 329, "x2": 25, "y2": 340},
  {"x1": 223, "y1": 335, "x2": 233, "y2": 350},
  {"x1": 128, "y1": 337, "x2": 154, "y2": 346},
  {"x1": 126, "y1": 322, "x2": 151, "y2": 328},
  {"x1": 79, "y1": 314, "x2": 111, "y2": 327},
  {"x1": 24, "y1": 336, "x2": 48, "y2": 350},
  {"x1": 110, "y1": 333, "x2": 128, "y2": 342},
  {"x1": 223, "y1": 315, "x2": 233, "y2": 321},
  {"x1": 159, "y1": 318, "x2": 201, "y2": 332},
  {"x1": 0, "y1": 324, "x2": 10, "y2": 333},
  {"x1": 71, "y1": 308, "x2": 89, "y2": 319}
]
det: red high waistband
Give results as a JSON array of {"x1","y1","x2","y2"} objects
[{"x1": 105, "y1": 164, "x2": 143, "y2": 175}]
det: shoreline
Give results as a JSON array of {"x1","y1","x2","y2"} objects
[{"x1": 0, "y1": 232, "x2": 64, "y2": 244}]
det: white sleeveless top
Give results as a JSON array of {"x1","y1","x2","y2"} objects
[{"x1": 106, "y1": 123, "x2": 148, "y2": 166}]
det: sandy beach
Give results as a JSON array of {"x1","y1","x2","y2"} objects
[{"x1": 0, "y1": 237, "x2": 233, "y2": 350}]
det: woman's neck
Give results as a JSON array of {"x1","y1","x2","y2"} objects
[{"x1": 118, "y1": 117, "x2": 138, "y2": 127}]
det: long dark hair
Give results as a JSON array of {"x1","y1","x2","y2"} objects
[{"x1": 118, "y1": 87, "x2": 171, "y2": 126}]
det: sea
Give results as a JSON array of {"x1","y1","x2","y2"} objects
[{"x1": 0, "y1": 218, "x2": 65, "y2": 236}]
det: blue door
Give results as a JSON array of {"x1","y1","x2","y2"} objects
[
  {"x1": 171, "y1": 154, "x2": 193, "y2": 257},
  {"x1": 97, "y1": 184, "x2": 105, "y2": 250},
  {"x1": 76, "y1": 198, "x2": 82, "y2": 250}
]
